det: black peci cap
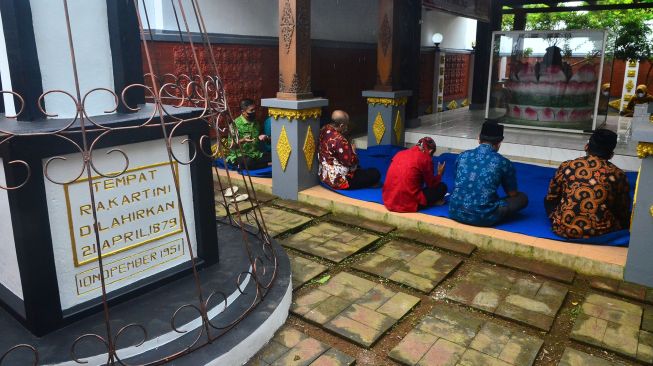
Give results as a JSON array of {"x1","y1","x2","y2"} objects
[{"x1": 480, "y1": 119, "x2": 504, "y2": 144}]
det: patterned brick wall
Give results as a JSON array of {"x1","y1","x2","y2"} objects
[
  {"x1": 142, "y1": 41, "x2": 376, "y2": 134},
  {"x1": 419, "y1": 50, "x2": 472, "y2": 111}
]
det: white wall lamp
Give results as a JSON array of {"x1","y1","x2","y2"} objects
[{"x1": 432, "y1": 33, "x2": 443, "y2": 50}]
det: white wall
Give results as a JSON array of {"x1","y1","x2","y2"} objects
[
  {"x1": 145, "y1": 0, "x2": 378, "y2": 43},
  {"x1": 421, "y1": 9, "x2": 477, "y2": 50},
  {"x1": 0, "y1": 11, "x2": 15, "y2": 117},
  {"x1": 0, "y1": 159, "x2": 22, "y2": 300},
  {"x1": 312, "y1": 0, "x2": 377, "y2": 44},
  {"x1": 30, "y1": 0, "x2": 116, "y2": 118}
]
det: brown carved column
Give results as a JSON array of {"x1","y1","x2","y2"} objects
[
  {"x1": 262, "y1": 0, "x2": 328, "y2": 199},
  {"x1": 376, "y1": 0, "x2": 396, "y2": 91},
  {"x1": 364, "y1": 0, "x2": 415, "y2": 147},
  {"x1": 277, "y1": 0, "x2": 312, "y2": 100}
]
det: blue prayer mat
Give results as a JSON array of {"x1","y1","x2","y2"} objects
[
  {"x1": 323, "y1": 145, "x2": 637, "y2": 247},
  {"x1": 213, "y1": 158, "x2": 272, "y2": 178}
]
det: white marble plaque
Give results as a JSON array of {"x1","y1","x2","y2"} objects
[
  {"x1": 44, "y1": 137, "x2": 198, "y2": 310},
  {"x1": 0, "y1": 158, "x2": 22, "y2": 299}
]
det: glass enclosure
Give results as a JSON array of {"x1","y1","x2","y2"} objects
[{"x1": 486, "y1": 30, "x2": 611, "y2": 133}]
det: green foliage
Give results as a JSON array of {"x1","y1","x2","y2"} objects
[
  {"x1": 614, "y1": 17, "x2": 653, "y2": 61},
  {"x1": 501, "y1": 6, "x2": 653, "y2": 62}
]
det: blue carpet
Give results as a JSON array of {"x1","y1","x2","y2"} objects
[
  {"x1": 326, "y1": 145, "x2": 637, "y2": 247},
  {"x1": 214, "y1": 159, "x2": 272, "y2": 178}
]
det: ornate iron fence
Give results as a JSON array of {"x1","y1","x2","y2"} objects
[{"x1": 0, "y1": 0, "x2": 277, "y2": 364}]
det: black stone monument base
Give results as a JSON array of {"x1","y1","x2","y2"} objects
[
  {"x1": 0, "y1": 222, "x2": 291, "y2": 365},
  {"x1": 0, "y1": 105, "x2": 219, "y2": 335}
]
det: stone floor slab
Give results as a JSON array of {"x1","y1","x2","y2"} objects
[
  {"x1": 291, "y1": 272, "x2": 419, "y2": 348},
  {"x1": 274, "y1": 199, "x2": 330, "y2": 217},
  {"x1": 215, "y1": 195, "x2": 257, "y2": 217},
  {"x1": 445, "y1": 267, "x2": 567, "y2": 331},
  {"x1": 571, "y1": 293, "x2": 651, "y2": 361},
  {"x1": 329, "y1": 214, "x2": 396, "y2": 234},
  {"x1": 246, "y1": 206, "x2": 312, "y2": 237},
  {"x1": 283, "y1": 222, "x2": 379, "y2": 263},
  {"x1": 484, "y1": 252, "x2": 576, "y2": 284},
  {"x1": 395, "y1": 230, "x2": 476, "y2": 256},
  {"x1": 354, "y1": 240, "x2": 461, "y2": 293},
  {"x1": 589, "y1": 277, "x2": 653, "y2": 304},
  {"x1": 390, "y1": 304, "x2": 542, "y2": 366},
  {"x1": 557, "y1": 348, "x2": 621, "y2": 366},
  {"x1": 288, "y1": 254, "x2": 329, "y2": 290},
  {"x1": 248, "y1": 326, "x2": 354, "y2": 366}
]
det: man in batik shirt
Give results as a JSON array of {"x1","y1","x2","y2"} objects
[
  {"x1": 226, "y1": 99, "x2": 270, "y2": 170},
  {"x1": 545, "y1": 129, "x2": 630, "y2": 239},
  {"x1": 449, "y1": 121, "x2": 528, "y2": 226},
  {"x1": 318, "y1": 110, "x2": 380, "y2": 190}
]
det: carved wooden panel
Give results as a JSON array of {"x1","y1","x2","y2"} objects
[
  {"x1": 443, "y1": 53, "x2": 471, "y2": 101},
  {"x1": 171, "y1": 44, "x2": 265, "y2": 117}
]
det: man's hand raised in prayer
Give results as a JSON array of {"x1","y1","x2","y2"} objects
[{"x1": 437, "y1": 161, "x2": 446, "y2": 176}]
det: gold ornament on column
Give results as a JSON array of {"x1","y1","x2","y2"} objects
[
  {"x1": 277, "y1": 125, "x2": 292, "y2": 171},
  {"x1": 303, "y1": 126, "x2": 316, "y2": 170},
  {"x1": 626, "y1": 80, "x2": 635, "y2": 92},
  {"x1": 637, "y1": 142, "x2": 653, "y2": 159},
  {"x1": 373, "y1": 112, "x2": 386, "y2": 144},
  {"x1": 393, "y1": 110, "x2": 402, "y2": 142}
]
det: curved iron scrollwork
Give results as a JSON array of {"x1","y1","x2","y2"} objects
[{"x1": 0, "y1": 0, "x2": 278, "y2": 364}]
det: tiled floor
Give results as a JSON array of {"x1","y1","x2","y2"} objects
[
  {"x1": 282, "y1": 222, "x2": 379, "y2": 263},
  {"x1": 390, "y1": 304, "x2": 543, "y2": 366},
  {"x1": 353, "y1": 240, "x2": 462, "y2": 293},
  {"x1": 446, "y1": 267, "x2": 568, "y2": 331},
  {"x1": 247, "y1": 326, "x2": 355, "y2": 366},
  {"x1": 355, "y1": 109, "x2": 639, "y2": 170},
  {"x1": 213, "y1": 175, "x2": 653, "y2": 365},
  {"x1": 291, "y1": 272, "x2": 420, "y2": 348},
  {"x1": 570, "y1": 294, "x2": 653, "y2": 362}
]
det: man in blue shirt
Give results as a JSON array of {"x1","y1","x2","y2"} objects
[{"x1": 449, "y1": 121, "x2": 528, "y2": 226}]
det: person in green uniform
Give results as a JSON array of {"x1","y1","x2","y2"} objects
[{"x1": 227, "y1": 99, "x2": 271, "y2": 170}]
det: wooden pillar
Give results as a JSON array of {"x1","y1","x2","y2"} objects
[
  {"x1": 513, "y1": 8, "x2": 526, "y2": 31},
  {"x1": 470, "y1": 0, "x2": 502, "y2": 109},
  {"x1": 364, "y1": 0, "x2": 415, "y2": 146},
  {"x1": 277, "y1": 0, "x2": 312, "y2": 100},
  {"x1": 375, "y1": 0, "x2": 397, "y2": 91},
  {"x1": 262, "y1": 0, "x2": 327, "y2": 200}
]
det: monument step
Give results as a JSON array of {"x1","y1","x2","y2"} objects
[{"x1": 0, "y1": 222, "x2": 291, "y2": 366}]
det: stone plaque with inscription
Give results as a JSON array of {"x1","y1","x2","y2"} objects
[
  {"x1": 0, "y1": 111, "x2": 217, "y2": 335},
  {"x1": 44, "y1": 138, "x2": 198, "y2": 310}
]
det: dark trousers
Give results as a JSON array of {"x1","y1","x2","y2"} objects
[
  {"x1": 496, "y1": 192, "x2": 529, "y2": 220},
  {"x1": 422, "y1": 183, "x2": 448, "y2": 207},
  {"x1": 237, "y1": 152, "x2": 271, "y2": 171},
  {"x1": 346, "y1": 168, "x2": 381, "y2": 190}
]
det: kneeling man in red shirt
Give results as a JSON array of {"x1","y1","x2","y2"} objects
[{"x1": 382, "y1": 137, "x2": 447, "y2": 213}]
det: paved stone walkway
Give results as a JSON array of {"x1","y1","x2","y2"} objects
[
  {"x1": 446, "y1": 266, "x2": 568, "y2": 331},
  {"x1": 247, "y1": 206, "x2": 312, "y2": 237},
  {"x1": 354, "y1": 240, "x2": 462, "y2": 293},
  {"x1": 248, "y1": 326, "x2": 355, "y2": 366},
  {"x1": 289, "y1": 254, "x2": 328, "y2": 290},
  {"x1": 571, "y1": 294, "x2": 653, "y2": 363},
  {"x1": 215, "y1": 186, "x2": 652, "y2": 365},
  {"x1": 390, "y1": 304, "x2": 543, "y2": 366},
  {"x1": 558, "y1": 348, "x2": 622, "y2": 366},
  {"x1": 590, "y1": 277, "x2": 653, "y2": 304},
  {"x1": 282, "y1": 222, "x2": 379, "y2": 263},
  {"x1": 291, "y1": 272, "x2": 420, "y2": 347}
]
